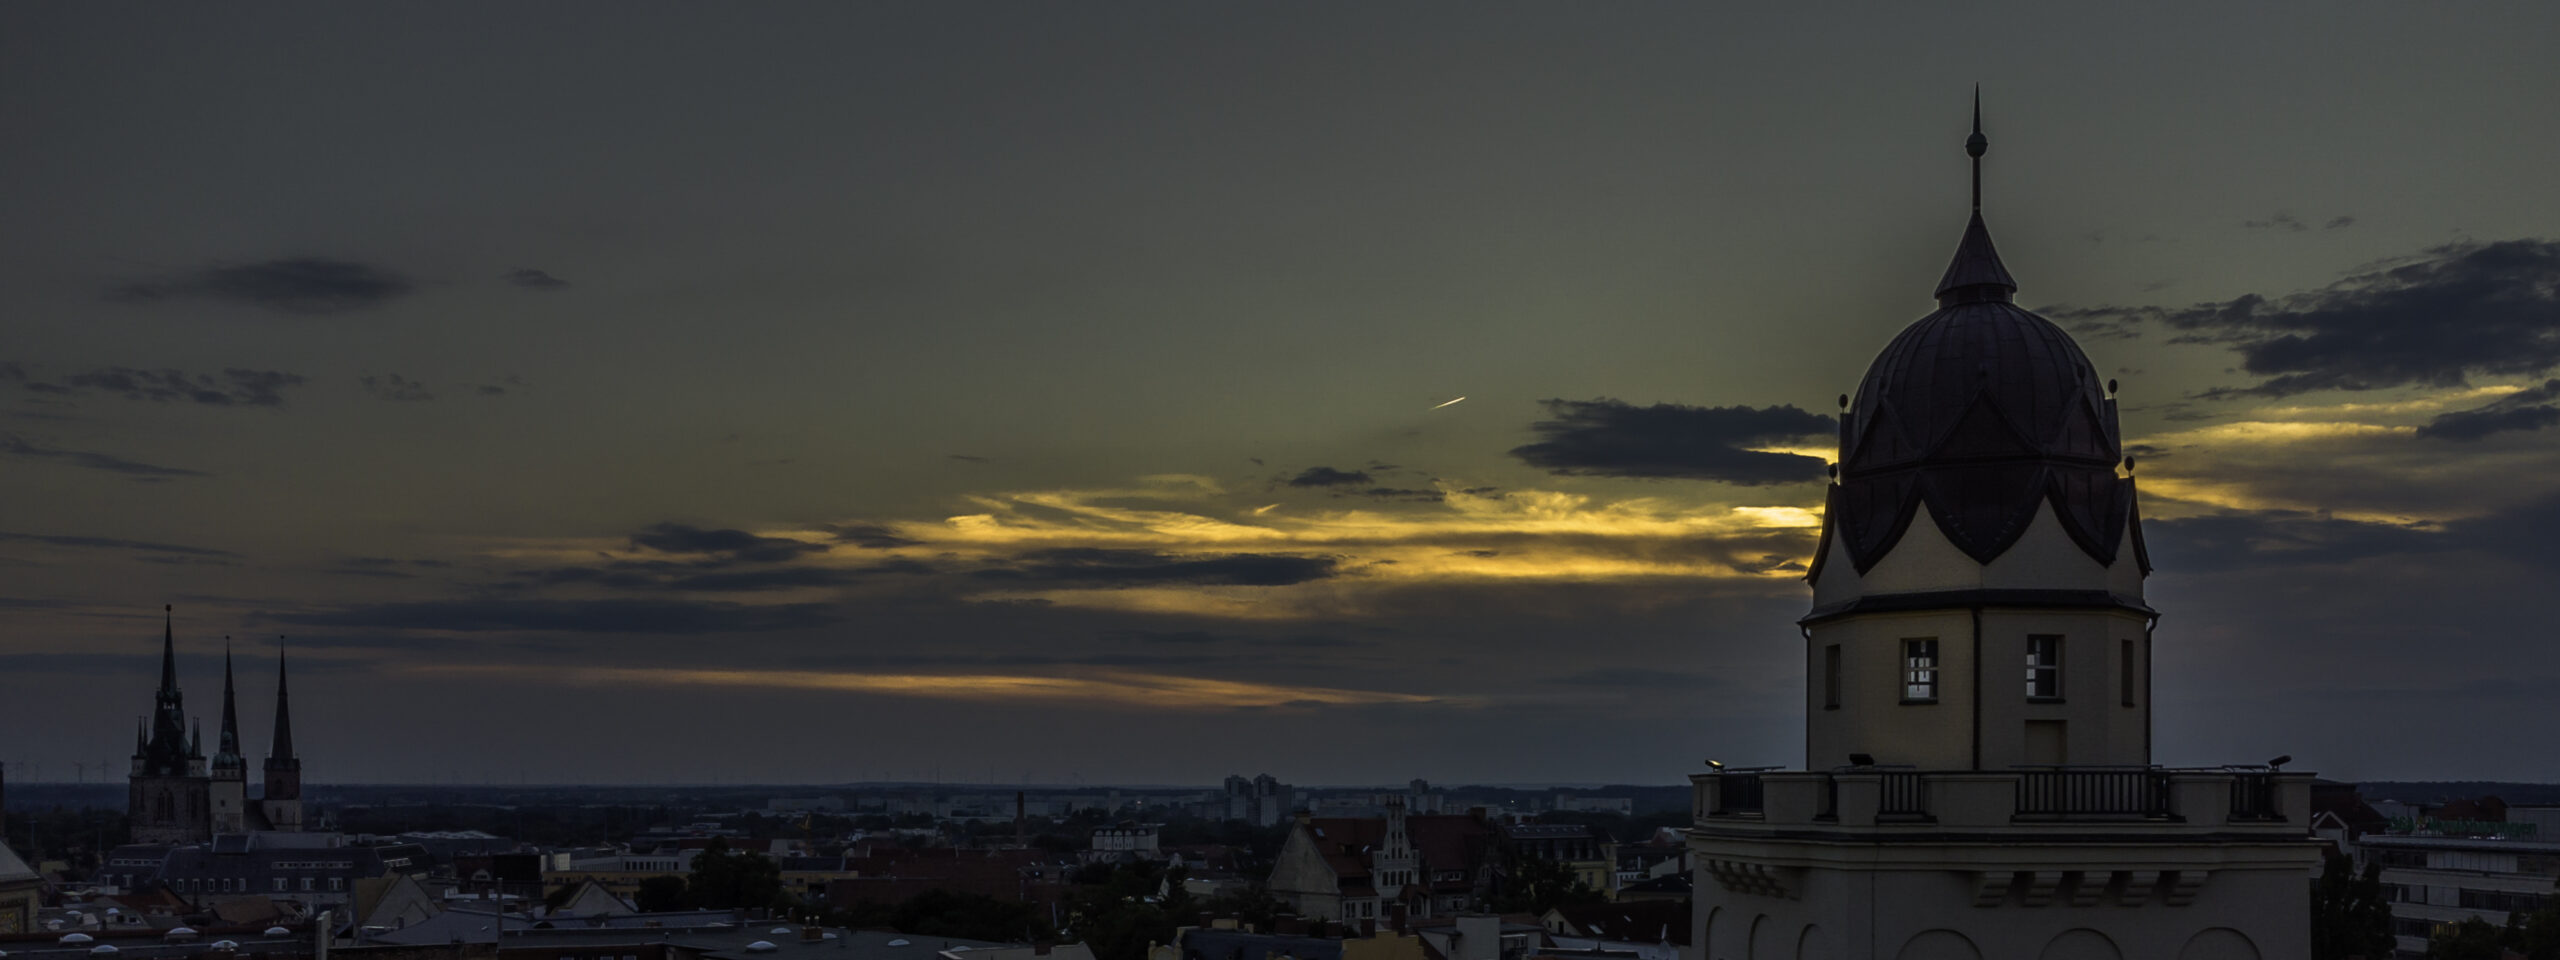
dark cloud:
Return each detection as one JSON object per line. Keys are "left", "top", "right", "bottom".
{"left": 1361, "top": 487, "right": 1442, "bottom": 502}
{"left": 629, "top": 523, "right": 828, "bottom": 563}
{"left": 1510, "top": 398, "right": 1835, "bottom": 485}
{"left": 360, "top": 373, "right": 435, "bottom": 403}
{"left": 111, "top": 258, "right": 412, "bottom": 314}
{"left": 265, "top": 598, "right": 839, "bottom": 633}
{"left": 477, "top": 375, "right": 528, "bottom": 396}
{"left": 662, "top": 566, "right": 866, "bottom": 592}
{"left": 827, "top": 523, "right": 921, "bottom": 549}
{"left": 0, "top": 652, "right": 367, "bottom": 676}
{"left": 2049, "top": 239, "right": 2560, "bottom": 398}
{"left": 1288, "top": 466, "right": 1372, "bottom": 488}
{"left": 2141, "top": 510, "right": 2437, "bottom": 573}
{"left": 2415, "top": 379, "right": 2560, "bottom": 441}
{"left": 948, "top": 454, "right": 990, "bottom": 463}
{"left": 1098, "top": 629, "right": 1223, "bottom": 645}
{"left": 329, "top": 557, "right": 451, "bottom": 579}
{"left": 0, "top": 433, "right": 210, "bottom": 478}
{"left": 975, "top": 548, "right": 1340, "bottom": 587}
{"left": 2242, "top": 212, "right": 2308, "bottom": 233}
{"left": 2325, "top": 216, "right": 2357, "bottom": 230}
{"left": 5, "top": 365, "right": 305, "bottom": 406}
{"left": 503, "top": 268, "right": 569, "bottom": 289}
{"left": 0, "top": 530, "right": 238, "bottom": 558}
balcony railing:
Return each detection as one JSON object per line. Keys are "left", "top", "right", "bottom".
{"left": 1695, "top": 767, "right": 2303, "bottom": 830}
{"left": 2229, "top": 771, "right": 2281, "bottom": 821}
{"left": 1879, "top": 771, "right": 1930, "bottom": 819}
{"left": 2013, "top": 769, "right": 2174, "bottom": 819}
{"left": 1713, "top": 772, "right": 1764, "bottom": 816}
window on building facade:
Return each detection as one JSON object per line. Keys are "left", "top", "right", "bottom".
{"left": 274, "top": 878, "right": 287, "bottom": 892}
{"left": 329, "top": 878, "right": 343, "bottom": 891}
{"left": 302, "top": 877, "right": 315, "bottom": 891}
{"left": 2120, "top": 639, "right": 2136, "bottom": 706}
{"left": 1902, "top": 638, "right": 1938, "bottom": 702}
{"left": 2027, "top": 635, "right": 2062, "bottom": 699}
{"left": 1824, "top": 644, "right": 1841, "bottom": 709}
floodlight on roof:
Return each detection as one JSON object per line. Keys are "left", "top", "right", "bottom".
{"left": 2267, "top": 755, "right": 2292, "bottom": 770}
{"left": 1848, "top": 754, "right": 1876, "bottom": 767}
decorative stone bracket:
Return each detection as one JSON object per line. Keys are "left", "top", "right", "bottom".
{"left": 1704, "top": 859, "right": 1794, "bottom": 899}
{"left": 1970, "top": 869, "right": 2205, "bottom": 907}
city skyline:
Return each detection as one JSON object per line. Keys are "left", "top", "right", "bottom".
{"left": 6, "top": 2, "right": 2560, "bottom": 785}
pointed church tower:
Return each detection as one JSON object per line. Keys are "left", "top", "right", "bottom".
{"left": 128, "top": 606, "right": 213, "bottom": 843}
{"left": 260, "top": 641, "right": 304, "bottom": 832}
{"left": 208, "top": 643, "right": 250, "bottom": 834}
{"left": 1687, "top": 96, "right": 2318, "bottom": 959}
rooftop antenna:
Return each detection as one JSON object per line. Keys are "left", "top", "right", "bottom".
{"left": 1967, "top": 85, "right": 1987, "bottom": 212}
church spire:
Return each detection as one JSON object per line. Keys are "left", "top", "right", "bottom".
{"left": 1935, "top": 88, "right": 2018, "bottom": 306}
{"left": 214, "top": 640, "right": 243, "bottom": 769}
{"left": 158, "top": 604, "right": 178, "bottom": 697}
{"left": 269, "top": 641, "right": 294, "bottom": 762}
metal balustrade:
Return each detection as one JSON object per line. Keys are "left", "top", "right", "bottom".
{"left": 1697, "top": 768, "right": 2286, "bottom": 825}
{"left": 2013, "top": 769, "right": 2174, "bottom": 818}
{"left": 1879, "top": 772, "right": 1931, "bottom": 818}
{"left": 1713, "top": 773, "right": 1765, "bottom": 816}
{"left": 2228, "top": 771, "right": 2281, "bottom": 820}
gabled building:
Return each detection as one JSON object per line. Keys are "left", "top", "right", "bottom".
{"left": 1269, "top": 804, "right": 1496, "bottom": 923}
{"left": 0, "top": 837, "right": 40, "bottom": 934}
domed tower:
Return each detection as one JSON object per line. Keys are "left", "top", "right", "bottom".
{"left": 1800, "top": 96, "right": 2150, "bottom": 772}
{"left": 1687, "top": 99, "right": 2317, "bottom": 960}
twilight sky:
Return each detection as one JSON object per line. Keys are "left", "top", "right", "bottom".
{"left": 5, "top": 2, "right": 2558, "bottom": 786}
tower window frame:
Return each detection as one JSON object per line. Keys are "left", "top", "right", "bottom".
{"left": 1901, "top": 638, "right": 1939, "bottom": 704}
{"left": 2120, "top": 639, "right": 2136, "bottom": 707}
{"left": 1823, "top": 644, "right": 1842, "bottom": 710}
{"left": 2027, "top": 634, "right": 2063, "bottom": 701}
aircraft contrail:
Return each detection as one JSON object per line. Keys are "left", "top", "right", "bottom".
{"left": 1430, "top": 396, "right": 1466, "bottom": 410}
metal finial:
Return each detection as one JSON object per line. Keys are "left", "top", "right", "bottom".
{"left": 1966, "top": 87, "right": 1986, "bottom": 210}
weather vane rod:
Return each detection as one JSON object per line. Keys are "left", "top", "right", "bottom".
{"left": 1967, "top": 85, "right": 1986, "bottom": 211}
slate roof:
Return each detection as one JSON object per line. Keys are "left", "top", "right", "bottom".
{"left": 1545, "top": 902, "right": 1689, "bottom": 946}
{"left": 0, "top": 840, "right": 39, "bottom": 883}
{"left": 1813, "top": 211, "right": 2143, "bottom": 579}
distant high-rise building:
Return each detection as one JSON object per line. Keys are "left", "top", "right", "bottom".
{"left": 1220, "top": 773, "right": 1294, "bottom": 826}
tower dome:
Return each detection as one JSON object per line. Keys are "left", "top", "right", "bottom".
{"left": 1811, "top": 110, "right": 2144, "bottom": 579}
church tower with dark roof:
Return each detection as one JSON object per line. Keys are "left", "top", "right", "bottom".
{"left": 1686, "top": 98, "right": 2317, "bottom": 960}
{"left": 260, "top": 644, "right": 305, "bottom": 832}
{"left": 128, "top": 606, "right": 212, "bottom": 844}
{"left": 207, "top": 643, "right": 250, "bottom": 834}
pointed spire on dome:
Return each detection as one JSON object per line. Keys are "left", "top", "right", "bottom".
{"left": 1936, "top": 88, "right": 2017, "bottom": 305}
